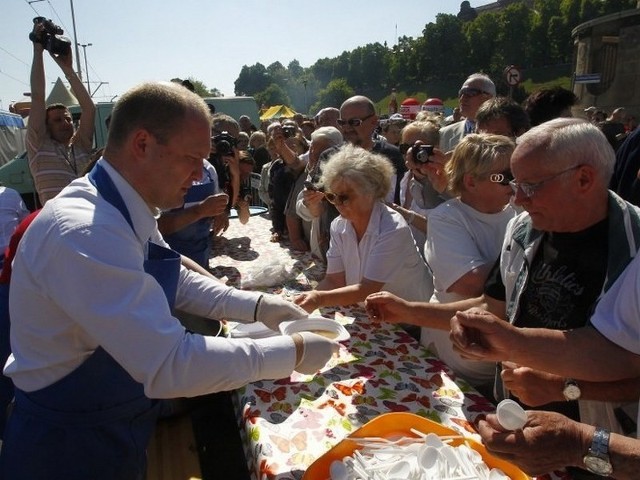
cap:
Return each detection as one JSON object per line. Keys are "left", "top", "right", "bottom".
{"left": 389, "top": 113, "right": 404, "bottom": 121}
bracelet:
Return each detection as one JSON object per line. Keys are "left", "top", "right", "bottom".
{"left": 253, "top": 294, "right": 263, "bottom": 323}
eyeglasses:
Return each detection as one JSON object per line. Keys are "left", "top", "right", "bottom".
{"left": 337, "top": 114, "right": 374, "bottom": 127}
{"left": 488, "top": 170, "right": 514, "bottom": 186}
{"left": 324, "top": 192, "right": 350, "bottom": 206}
{"left": 509, "top": 165, "right": 582, "bottom": 198}
{"left": 458, "top": 87, "right": 491, "bottom": 98}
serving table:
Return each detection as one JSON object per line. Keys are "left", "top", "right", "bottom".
{"left": 208, "top": 214, "right": 498, "bottom": 480}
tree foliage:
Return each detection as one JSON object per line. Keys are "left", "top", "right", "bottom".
{"left": 254, "top": 83, "right": 291, "bottom": 109}
{"left": 232, "top": 0, "right": 637, "bottom": 113}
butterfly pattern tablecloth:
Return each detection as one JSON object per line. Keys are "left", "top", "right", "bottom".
{"left": 210, "top": 216, "right": 498, "bottom": 480}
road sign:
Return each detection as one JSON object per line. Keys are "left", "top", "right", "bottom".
{"left": 505, "top": 65, "right": 522, "bottom": 86}
{"left": 574, "top": 73, "right": 601, "bottom": 84}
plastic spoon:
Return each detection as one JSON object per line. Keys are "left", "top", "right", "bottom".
{"left": 496, "top": 399, "right": 528, "bottom": 431}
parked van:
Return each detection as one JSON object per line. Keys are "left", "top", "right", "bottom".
{"left": 203, "top": 96, "right": 260, "bottom": 127}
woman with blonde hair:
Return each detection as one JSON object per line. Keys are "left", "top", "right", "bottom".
{"left": 422, "top": 133, "right": 516, "bottom": 389}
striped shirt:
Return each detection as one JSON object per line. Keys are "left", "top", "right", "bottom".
{"left": 27, "top": 132, "right": 91, "bottom": 205}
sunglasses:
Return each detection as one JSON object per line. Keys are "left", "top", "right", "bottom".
{"left": 337, "top": 114, "right": 374, "bottom": 127}
{"left": 488, "top": 170, "right": 514, "bottom": 186}
{"left": 458, "top": 87, "right": 491, "bottom": 98}
{"left": 324, "top": 192, "right": 350, "bottom": 206}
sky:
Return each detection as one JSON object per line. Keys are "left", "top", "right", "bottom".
{"left": 0, "top": 0, "right": 468, "bottom": 111}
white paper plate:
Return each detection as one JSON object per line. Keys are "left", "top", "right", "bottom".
{"left": 228, "top": 321, "right": 279, "bottom": 339}
{"left": 279, "top": 316, "right": 350, "bottom": 342}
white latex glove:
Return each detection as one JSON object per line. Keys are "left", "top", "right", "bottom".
{"left": 256, "top": 294, "right": 308, "bottom": 331}
{"left": 295, "top": 332, "right": 339, "bottom": 374}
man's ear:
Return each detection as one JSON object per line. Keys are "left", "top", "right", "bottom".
{"left": 131, "top": 129, "right": 152, "bottom": 159}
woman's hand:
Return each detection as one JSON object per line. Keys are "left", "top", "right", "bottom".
{"left": 293, "top": 291, "right": 322, "bottom": 313}
{"left": 364, "top": 291, "right": 410, "bottom": 323}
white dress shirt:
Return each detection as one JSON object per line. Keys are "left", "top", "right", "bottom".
{"left": 5, "top": 159, "right": 296, "bottom": 397}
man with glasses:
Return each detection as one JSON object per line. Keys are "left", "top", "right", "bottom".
{"left": 366, "top": 119, "right": 640, "bottom": 470}
{"left": 337, "top": 95, "right": 405, "bottom": 204}
{"left": 439, "top": 73, "right": 496, "bottom": 152}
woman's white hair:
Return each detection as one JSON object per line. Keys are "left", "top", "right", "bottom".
{"left": 320, "top": 144, "right": 393, "bottom": 200}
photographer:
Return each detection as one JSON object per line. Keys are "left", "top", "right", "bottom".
{"left": 27, "top": 18, "right": 95, "bottom": 205}
{"left": 208, "top": 113, "right": 249, "bottom": 235}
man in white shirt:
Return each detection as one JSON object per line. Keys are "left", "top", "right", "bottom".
{"left": 0, "top": 81, "right": 337, "bottom": 480}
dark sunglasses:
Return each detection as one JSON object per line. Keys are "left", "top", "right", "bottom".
{"left": 337, "top": 114, "right": 374, "bottom": 127}
{"left": 458, "top": 87, "right": 491, "bottom": 98}
{"left": 324, "top": 192, "right": 350, "bottom": 206}
{"left": 488, "top": 170, "right": 514, "bottom": 186}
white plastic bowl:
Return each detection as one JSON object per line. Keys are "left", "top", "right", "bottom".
{"left": 279, "top": 316, "right": 350, "bottom": 342}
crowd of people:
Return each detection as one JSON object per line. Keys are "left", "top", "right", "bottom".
{"left": 1, "top": 18, "right": 640, "bottom": 479}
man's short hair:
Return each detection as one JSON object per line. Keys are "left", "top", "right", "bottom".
{"left": 107, "top": 82, "right": 210, "bottom": 148}
{"left": 516, "top": 118, "right": 615, "bottom": 182}
{"left": 522, "top": 87, "right": 577, "bottom": 127}
{"left": 310, "top": 126, "right": 343, "bottom": 147}
{"left": 211, "top": 113, "right": 239, "bottom": 136}
{"left": 476, "top": 97, "right": 530, "bottom": 136}
{"left": 465, "top": 73, "right": 496, "bottom": 97}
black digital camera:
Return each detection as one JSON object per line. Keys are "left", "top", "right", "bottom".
{"left": 412, "top": 144, "right": 434, "bottom": 164}
{"left": 282, "top": 125, "right": 297, "bottom": 138}
{"left": 29, "top": 17, "right": 71, "bottom": 56}
{"left": 212, "top": 131, "right": 237, "bottom": 156}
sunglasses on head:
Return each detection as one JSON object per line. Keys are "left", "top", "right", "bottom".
{"left": 337, "top": 114, "right": 374, "bottom": 127}
{"left": 324, "top": 192, "right": 350, "bottom": 206}
{"left": 488, "top": 170, "right": 514, "bottom": 186}
{"left": 458, "top": 87, "right": 491, "bottom": 98}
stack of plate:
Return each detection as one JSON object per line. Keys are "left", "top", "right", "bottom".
{"left": 228, "top": 322, "right": 279, "bottom": 339}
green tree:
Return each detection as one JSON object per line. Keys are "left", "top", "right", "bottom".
{"left": 463, "top": 12, "right": 498, "bottom": 73}
{"left": 418, "top": 14, "right": 468, "bottom": 81}
{"left": 234, "top": 63, "right": 270, "bottom": 96}
{"left": 170, "top": 77, "right": 223, "bottom": 97}
{"left": 287, "top": 60, "right": 304, "bottom": 79}
{"left": 310, "top": 78, "right": 354, "bottom": 114}
{"left": 255, "top": 83, "right": 291, "bottom": 108}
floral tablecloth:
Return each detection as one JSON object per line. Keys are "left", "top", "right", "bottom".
{"left": 209, "top": 215, "right": 498, "bottom": 480}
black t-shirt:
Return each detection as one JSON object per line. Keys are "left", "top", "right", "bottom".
{"left": 514, "top": 218, "right": 608, "bottom": 331}
{"left": 485, "top": 218, "right": 609, "bottom": 421}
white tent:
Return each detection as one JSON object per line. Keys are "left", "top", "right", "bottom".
{"left": 46, "top": 77, "right": 78, "bottom": 106}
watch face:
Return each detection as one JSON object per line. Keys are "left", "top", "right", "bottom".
{"left": 563, "top": 384, "right": 581, "bottom": 401}
{"left": 584, "top": 455, "right": 613, "bottom": 476}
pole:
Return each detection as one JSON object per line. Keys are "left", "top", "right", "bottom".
{"left": 78, "top": 43, "right": 92, "bottom": 96}
{"left": 69, "top": 0, "right": 83, "bottom": 80}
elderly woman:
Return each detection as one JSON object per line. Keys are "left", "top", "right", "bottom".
{"left": 421, "top": 133, "right": 516, "bottom": 388}
{"left": 294, "top": 144, "right": 432, "bottom": 313}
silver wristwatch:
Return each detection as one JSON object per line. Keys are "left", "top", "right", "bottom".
{"left": 563, "top": 378, "right": 581, "bottom": 401}
{"left": 583, "top": 427, "right": 613, "bottom": 476}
